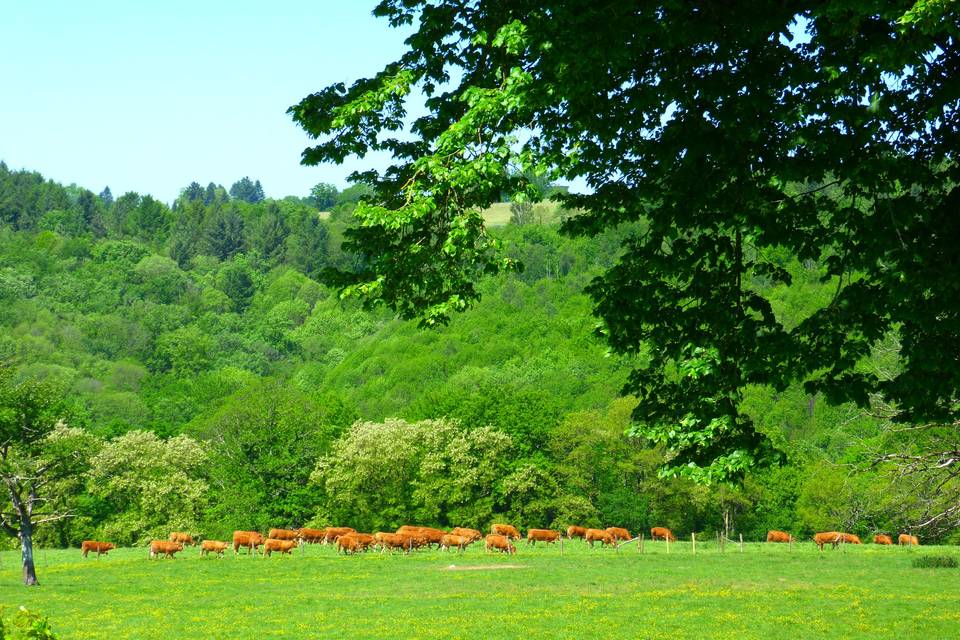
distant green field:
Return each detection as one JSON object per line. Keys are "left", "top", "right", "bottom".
{"left": 1, "top": 541, "right": 958, "bottom": 639}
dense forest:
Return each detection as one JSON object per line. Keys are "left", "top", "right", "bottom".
{"left": 0, "top": 161, "right": 954, "bottom": 550}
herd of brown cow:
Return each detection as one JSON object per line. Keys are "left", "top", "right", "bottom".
{"left": 767, "top": 529, "right": 920, "bottom": 550}
{"left": 78, "top": 525, "right": 921, "bottom": 560}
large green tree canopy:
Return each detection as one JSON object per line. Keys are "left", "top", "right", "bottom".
{"left": 290, "top": 2, "right": 958, "bottom": 481}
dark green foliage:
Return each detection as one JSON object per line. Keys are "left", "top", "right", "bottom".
{"left": 291, "top": 1, "right": 959, "bottom": 483}
{"left": 189, "top": 382, "right": 347, "bottom": 534}
{"left": 229, "top": 177, "right": 265, "bottom": 204}
{"left": 307, "top": 182, "right": 338, "bottom": 210}
{"left": 912, "top": 556, "right": 958, "bottom": 569}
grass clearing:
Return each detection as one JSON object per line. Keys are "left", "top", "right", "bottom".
{"left": 0, "top": 541, "right": 958, "bottom": 639}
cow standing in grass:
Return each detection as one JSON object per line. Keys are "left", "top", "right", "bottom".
{"left": 585, "top": 528, "right": 617, "bottom": 548}
{"left": 650, "top": 527, "right": 676, "bottom": 542}
{"left": 485, "top": 534, "right": 516, "bottom": 555}
{"left": 606, "top": 527, "right": 631, "bottom": 542}
{"left": 200, "top": 541, "right": 229, "bottom": 557}
{"left": 873, "top": 534, "right": 893, "bottom": 545}
{"left": 451, "top": 527, "right": 482, "bottom": 542}
{"left": 150, "top": 541, "right": 183, "bottom": 559}
{"left": 169, "top": 532, "right": 196, "bottom": 546}
{"left": 766, "top": 530, "right": 793, "bottom": 543}
{"left": 567, "top": 526, "right": 587, "bottom": 540}
{"left": 491, "top": 524, "right": 521, "bottom": 540}
{"left": 233, "top": 531, "right": 265, "bottom": 555}
{"left": 81, "top": 541, "right": 115, "bottom": 558}
{"left": 526, "top": 529, "right": 561, "bottom": 546}
{"left": 898, "top": 534, "right": 920, "bottom": 546}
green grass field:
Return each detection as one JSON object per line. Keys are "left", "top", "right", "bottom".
{"left": 1, "top": 541, "right": 958, "bottom": 639}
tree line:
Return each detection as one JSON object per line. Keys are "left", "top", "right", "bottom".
{"left": 1, "top": 161, "right": 956, "bottom": 585}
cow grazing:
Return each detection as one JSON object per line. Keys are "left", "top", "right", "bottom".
{"left": 263, "top": 539, "right": 297, "bottom": 557}
{"left": 566, "top": 525, "right": 587, "bottom": 540}
{"left": 297, "top": 528, "right": 326, "bottom": 545}
{"left": 441, "top": 534, "right": 470, "bottom": 552}
{"left": 766, "top": 530, "right": 793, "bottom": 543}
{"left": 898, "top": 534, "right": 920, "bottom": 546}
{"left": 606, "top": 527, "right": 631, "bottom": 542}
{"left": 814, "top": 532, "right": 841, "bottom": 550}
{"left": 323, "top": 527, "right": 356, "bottom": 544}
{"left": 451, "top": 527, "right": 483, "bottom": 542}
{"left": 168, "top": 532, "right": 196, "bottom": 546}
{"left": 268, "top": 528, "right": 300, "bottom": 542}
{"left": 839, "top": 532, "right": 862, "bottom": 545}
{"left": 81, "top": 540, "right": 115, "bottom": 558}
{"left": 491, "top": 524, "right": 521, "bottom": 540}
{"left": 233, "top": 530, "right": 265, "bottom": 555}
{"left": 527, "top": 529, "right": 562, "bottom": 546}
{"left": 200, "top": 540, "right": 229, "bottom": 557}
{"left": 485, "top": 534, "right": 517, "bottom": 555}
{"left": 873, "top": 534, "right": 893, "bottom": 545}
{"left": 150, "top": 540, "right": 183, "bottom": 559}
{"left": 650, "top": 527, "right": 676, "bottom": 542}
{"left": 374, "top": 532, "right": 413, "bottom": 553}
{"left": 585, "top": 528, "right": 617, "bottom": 548}
{"left": 814, "top": 531, "right": 860, "bottom": 550}
{"left": 336, "top": 535, "right": 363, "bottom": 555}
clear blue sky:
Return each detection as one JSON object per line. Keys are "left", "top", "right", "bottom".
{"left": 0, "top": 1, "right": 411, "bottom": 202}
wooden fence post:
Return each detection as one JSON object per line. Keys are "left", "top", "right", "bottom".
{"left": 560, "top": 535, "right": 564, "bottom": 556}
{"left": 639, "top": 533, "right": 644, "bottom": 554}
{"left": 692, "top": 532, "right": 696, "bottom": 555}
{"left": 739, "top": 533, "right": 744, "bottom": 553}
{"left": 667, "top": 534, "right": 671, "bottom": 554}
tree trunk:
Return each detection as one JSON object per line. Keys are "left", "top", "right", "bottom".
{"left": 20, "top": 517, "right": 39, "bottom": 586}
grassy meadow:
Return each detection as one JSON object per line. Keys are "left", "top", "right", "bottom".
{"left": 1, "top": 540, "right": 958, "bottom": 639}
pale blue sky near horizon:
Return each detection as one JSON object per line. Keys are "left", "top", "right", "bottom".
{"left": 0, "top": 2, "right": 412, "bottom": 203}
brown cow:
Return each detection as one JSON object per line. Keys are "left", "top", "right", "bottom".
{"left": 814, "top": 532, "right": 841, "bottom": 550}
{"left": 766, "top": 530, "right": 793, "bottom": 543}
{"left": 297, "top": 528, "right": 326, "bottom": 544}
{"left": 485, "top": 534, "right": 516, "bottom": 555}
{"left": 374, "top": 532, "right": 413, "bottom": 553}
{"left": 451, "top": 527, "right": 483, "bottom": 542}
{"left": 650, "top": 527, "right": 676, "bottom": 542}
{"left": 873, "top": 534, "right": 893, "bottom": 545}
{"left": 898, "top": 533, "right": 920, "bottom": 546}
{"left": 396, "top": 526, "right": 446, "bottom": 547}
{"left": 606, "top": 527, "right": 631, "bottom": 542}
{"left": 440, "top": 534, "right": 470, "bottom": 552}
{"left": 233, "top": 530, "right": 265, "bottom": 555}
{"left": 336, "top": 535, "right": 363, "bottom": 555}
{"left": 567, "top": 525, "right": 587, "bottom": 540}
{"left": 150, "top": 540, "right": 183, "bottom": 559}
{"left": 268, "top": 528, "right": 299, "bottom": 542}
{"left": 344, "top": 533, "right": 376, "bottom": 551}
{"left": 263, "top": 538, "right": 297, "bottom": 556}
{"left": 814, "top": 531, "right": 861, "bottom": 550}
{"left": 527, "top": 529, "right": 562, "bottom": 546}
{"left": 839, "top": 532, "right": 862, "bottom": 545}
{"left": 585, "top": 528, "right": 617, "bottom": 548}
{"left": 323, "top": 527, "right": 356, "bottom": 544}
{"left": 200, "top": 540, "right": 229, "bottom": 557}
{"left": 491, "top": 524, "right": 521, "bottom": 540}
{"left": 168, "top": 532, "right": 196, "bottom": 546}
{"left": 81, "top": 540, "right": 115, "bottom": 558}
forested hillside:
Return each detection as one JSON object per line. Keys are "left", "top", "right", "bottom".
{"left": 0, "top": 162, "right": 952, "bottom": 548}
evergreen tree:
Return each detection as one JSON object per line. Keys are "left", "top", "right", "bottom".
{"left": 202, "top": 208, "right": 246, "bottom": 260}
{"left": 98, "top": 186, "right": 114, "bottom": 207}
{"left": 229, "top": 177, "right": 265, "bottom": 204}
{"left": 250, "top": 203, "right": 288, "bottom": 264}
